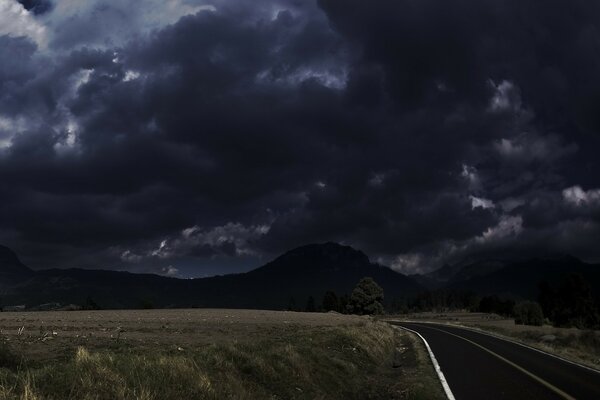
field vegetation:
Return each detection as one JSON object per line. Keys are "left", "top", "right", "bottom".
{"left": 0, "top": 309, "right": 444, "bottom": 400}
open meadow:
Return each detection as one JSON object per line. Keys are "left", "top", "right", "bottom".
{"left": 0, "top": 309, "right": 444, "bottom": 400}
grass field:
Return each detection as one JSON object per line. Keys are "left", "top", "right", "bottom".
{"left": 390, "top": 312, "right": 600, "bottom": 370}
{"left": 0, "top": 309, "right": 445, "bottom": 399}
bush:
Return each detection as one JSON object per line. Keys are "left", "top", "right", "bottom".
{"left": 514, "top": 301, "right": 544, "bottom": 326}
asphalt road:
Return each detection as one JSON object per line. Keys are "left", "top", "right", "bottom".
{"left": 393, "top": 322, "right": 600, "bottom": 400}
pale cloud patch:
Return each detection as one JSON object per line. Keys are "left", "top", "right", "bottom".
{"left": 151, "top": 239, "right": 171, "bottom": 258}
{"left": 478, "top": 215, "right": 523, "bottom": 243}
{"left": 499, "top": 197, "right": 526, "bottom": 212}
{"left": 255, "top": 66, "right": 348, "bottom": 90}
{"left": 496, "top": 138, "right": 523, "bottom": 157}
{"left": 120, "top": 249, "right": 143, "bottom": 263}
{"left": 72, "top": 69, "right": 94, "bottom": 91}
{"left": 470, "top": 195, "right": 494, "bottom": 210}
{"left": 160, "top": 265, "right": 179, "bottom": 277}
{"left": 368, "top": 172, "right": 386, "bottom": 187}
{"left": 123, "top": 70, "right": 141, "bottom": 82}
{"left": 390, "top": 253, "right": 424, "bottom": 274}
{"left": 488, "top": 80, "right": 521, "bottom": 113}
{"left": 42, "top": 0, "right": 216, "bottom": 49}
{"left": 285, "top": 67, "right": 348, "bottom": 90}
{"left": 53, "top": 118, "right": 80, "bottom": 154}
{"left": 0, "top": 0, "right": 46, "bottom": 47}
{"left": 461, "top": 164, "right": 481, "bottom": 190}
{"left": 0, "top": 115, "right": 29, "bottom": 149}
{"left": 149, "top": 222, "right": 271, "bottom": 260}
{"left": 178, "top": 222, "right": 270, "bottom": 256}
{"left": 495, "top": 134, "right": 577, "bottom": 162}
{"left": 562, "top": 186, "right": 600, "bottom": 206}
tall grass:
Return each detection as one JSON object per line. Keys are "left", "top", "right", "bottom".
{"left": 473, "top": 324, "right": 600, "bottom": 369}
{"left": 0, "top": 320, "right": 441, "bottom": 400}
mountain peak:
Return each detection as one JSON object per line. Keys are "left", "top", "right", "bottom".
{"left": 0, "top": 245, "right": 25, "bottom": 266}
{"left": 284, "top": 242, "right": 370, "bottom": 261}
{"left": 0, "top": 245, "right": 34, "bottom": 283}
{"left": 251, "top": 242, "right": 372, "bottom": 275}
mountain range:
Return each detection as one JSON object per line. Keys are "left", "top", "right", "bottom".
{"left": 0, "top": 243, "right": 598, "bottom": 310}
{"left": 0, "top": 243, "right": 422, "bottom": 309}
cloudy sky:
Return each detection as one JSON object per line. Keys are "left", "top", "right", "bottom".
{"left": 1, "top": 0, "right": 600, "bottom": 277}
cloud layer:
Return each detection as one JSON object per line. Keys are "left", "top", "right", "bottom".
{"left": 1, "top": 0, "right": 599, "bottom": 276}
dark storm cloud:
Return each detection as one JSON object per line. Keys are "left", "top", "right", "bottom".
{"left": 0, "top": 0, "right": 599, "bottom": 275}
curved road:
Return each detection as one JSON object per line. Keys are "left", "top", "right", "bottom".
{"left": 392, "top": 322, "right": 600, "bottom": 400}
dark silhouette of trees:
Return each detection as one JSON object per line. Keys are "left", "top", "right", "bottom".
{"left": 411, "top": 290, "right": 480, "bottom": 312}
{"left": 539, "top": 274, "right": 599, "bottom": 329}
{"left": 347, "top": 277, "right": 384, "bottom": 315}
{"left": 305, "top": 296, "right": 316, "bottom": 312}
{"left": 287, "top": 297, "right": 297, "bottom": 311}
{"left": 322, "top": 291, "right": 339, "bottom": 312}
{"left": 83, "top": 296, "right": 100, "bottom": 310}
{"left": 478, "top": 296, "right": 515, "bottom": 317}
{"left": 339, "top": 294, "right": 349, "bottom": 314}
{"left": 514, "top": 301, "right": 544, "bottom": 326}
{"left": 388, "top": 298, "right": 410, "bottom": 314}
{"left": 140, "top": 299, "right": 154, "bottom": 309}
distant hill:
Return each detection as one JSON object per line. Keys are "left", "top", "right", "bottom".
{"left": 412, "top": 259, "right": 510, "bottom": 290}
{"left": 447, "top": 255, "right": 600, "bottom": 299}
{"left": 229, "top": 242, "right": 424, "bottom": 308}
{"left": 0, "top": 245, "right": 34, "bottom": 287}
{"left": 0, "top": 242, "right": 424, "bottom": 310}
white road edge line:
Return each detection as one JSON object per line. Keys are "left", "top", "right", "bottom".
{"left": 393, "top": 325, "right": 456, "bottom": 400}
{"left": 397, "top": 320, "right": 600, "bottom": 375}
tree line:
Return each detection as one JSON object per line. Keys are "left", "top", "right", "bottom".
{"left": 288, "top": 277, "right": 385, "bottom": 315}
{"left": 383, "top": 272, "right": 600, "bottom": 329}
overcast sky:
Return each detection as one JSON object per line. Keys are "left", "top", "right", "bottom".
{"left": 1, "top": 0, "right": 600, "bottom": 277}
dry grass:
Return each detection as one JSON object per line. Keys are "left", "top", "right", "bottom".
{"left": 392, "top": 312, "right": 600, "bottom": 370}
{"left": 465, "top": 324, "right": 600, "bottom": 370}
{"left": 0, "top": 310, "right": 446, "bottom": 400}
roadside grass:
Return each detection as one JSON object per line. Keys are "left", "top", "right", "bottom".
{"left": 388, "top": 312, "right": 600, "bottom": 371}
{"left": 0, "top": 319, "right": 445, "bottom": 400}
{"left": 392, "top": 328, "right": 448, "bottom": 400}
{"left": 467, "top": 323, "right": 600, "bottom": 370}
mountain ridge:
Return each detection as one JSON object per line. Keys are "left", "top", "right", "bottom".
{"left": 2, "top": 243, "right": 599, "bottom": 309}
{"left": 0, "top": 242, "right": 423, "bottom": 309}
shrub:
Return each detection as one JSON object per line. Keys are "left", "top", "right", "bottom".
{"left": 514, "top": 301, "right": 544, "bottom": 326}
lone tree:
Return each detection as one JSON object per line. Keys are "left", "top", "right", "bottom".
{"left": 348, "top": 277, "right": 384, "bottom": 315}
{"left": 322, "top": 290, "right": 340, "bottom": 312}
